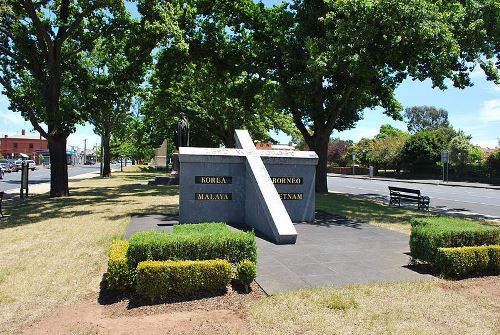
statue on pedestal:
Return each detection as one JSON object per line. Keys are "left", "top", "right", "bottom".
{"left": 172, "top": 113, "right": 189, "bottom": 176}
{"left": 175, "top": 112, "right": 189, "bottom": 150}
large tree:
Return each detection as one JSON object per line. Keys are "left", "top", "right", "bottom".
{"left": 256, "top": 0, "right": 500, "bottom": 192}
{"left": 83, "top": 17, "right": 152, "bottom": 177}
{"left": 141, "top": 0, "right": 295, "bottom": 148}
{"left": 404, "top": 106, "right": 451, "bottom": 133}
{"left": 0, "top": 0, "right": 126, "bottom": 196}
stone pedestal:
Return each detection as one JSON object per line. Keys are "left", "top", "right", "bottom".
{"left": 171, "top": 152, "right": 180, "bottom": 175}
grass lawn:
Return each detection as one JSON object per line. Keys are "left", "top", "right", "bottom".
{"left": 0, "top": 170, "right": 498, "bottom": 334}
{"left": 0, "top": 168, "right": 178, "bottom": 334}
{"left": 316, "top": 192, "right": 431, "bottom": 234}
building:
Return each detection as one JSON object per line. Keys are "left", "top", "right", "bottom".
{"left": 0, "top": 129, "right": 48, "bottom": 160}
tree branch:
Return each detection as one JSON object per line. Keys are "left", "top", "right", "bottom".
{"left": 23, "top": 0, "right": 53, "bottom": 53}
{"left": 0, "top": 76, "right": 49, "bottom": 139}
{"left": 58, "top": 1, "right": 104, "bottom": 47}
{"left": 0, "top": 46, "right": 30, "bottom": 68}
{"left": 325, "top": 84, "right": 353, "bottom": 133}
{"left": 0, "top": 26, "right": 14, "bottom": 40}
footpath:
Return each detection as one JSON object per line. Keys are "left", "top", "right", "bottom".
{"left": 2, "top": 170, "right": 103, "bottom": 201}
{"left": 328, "top": 173, "right": 500, "bottom": 190}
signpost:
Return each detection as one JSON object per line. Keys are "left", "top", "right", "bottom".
{"left": 20, "top": 161, "right": 29, "bottom": 199}
{"left": 441, "top": 151, "right": 449, "bottom": 182}
{"left": 352, "top": 151, "right": 356, "bottom": 175}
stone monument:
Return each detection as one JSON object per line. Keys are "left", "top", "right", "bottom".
{"left": 178, "top": 129, "right": 318, "bottom": 244}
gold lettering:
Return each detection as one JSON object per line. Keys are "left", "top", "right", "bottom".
{"left": 272, "top": 177, "right": 303, "bottom": 184}
{"left": 279, "top": 193, "right": 303, "bottom": 200}
{"left": 195, "top": 193, "right": 231, "bottom": 200}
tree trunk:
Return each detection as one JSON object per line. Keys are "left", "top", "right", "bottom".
{"left": 102, "top": 133, "right": 111, "bottom": 177}
{"left": 306, "top": 135, "right": 329, "bottom": 193}
{"left": 48, "top": 134, "right": 69, "bottom": 197}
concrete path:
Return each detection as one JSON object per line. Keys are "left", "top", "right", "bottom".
{"left": 125, "top": 212, "right": 431, "bottom": 295}
{"left": 255, "top": 211, "right": 431, "bottom": 294}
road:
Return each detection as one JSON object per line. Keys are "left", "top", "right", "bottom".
{"left": 0, "top": 165, "right": 102, "bottom": 192}
{"left": 328, "top": 175, "right": 500, "bottom": 219}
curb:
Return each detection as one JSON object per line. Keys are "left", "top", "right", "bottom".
{"left": 327, "top": 174, "right": 500, "bottom": 190}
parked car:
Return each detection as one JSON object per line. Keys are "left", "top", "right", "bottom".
{"left": 26, "top": 160, "right": 36, "bottom": 171}
{"left": 0, "top": 162, "right": 11, "bottom": 173}
{"left": 6, "top": 160, "right": 18, "bottom": 172}
{"left": 13, "top": 160, "right": 23, "bottom": 172}
{"left": 13, "top": 160, "right": 36, "bottom": 171}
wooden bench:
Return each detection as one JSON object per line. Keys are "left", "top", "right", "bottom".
{"left": 388, "top": 186, "right": 430, "bottom": 211}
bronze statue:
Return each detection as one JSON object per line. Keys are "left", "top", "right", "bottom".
{"left": 175, "top": 112, "right": 189, "bottom": 149}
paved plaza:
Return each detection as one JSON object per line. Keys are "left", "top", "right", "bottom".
{"left": 127, "top": 211, "right": 432, "bottom": 294}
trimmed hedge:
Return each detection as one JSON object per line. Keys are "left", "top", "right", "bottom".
{"left": 236, "top": 260, "right": 256, "bottom": 292}
{"left": 410, "top": 217, "right": 500, "bottom": 263}
{"left": 107, "top": 240, "right": 133, "bottom": 290}
{"left": 435, "top": 245, "right": 500, "bottom": 276}
{"left": 127, "top": 229, "right": 257, "bottom": 267}
{"left": 136, "top": 259, "right": 232, "bottom": 299}
{"left": 173, "top": 222, "right": 229, "bottom": 234}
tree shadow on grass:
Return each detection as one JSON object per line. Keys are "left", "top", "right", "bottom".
{"left": 316, "top": 193, "right": 429, "bottom": 227}
{"left": 0, "top": 183, "right": 179, "bottom": 230}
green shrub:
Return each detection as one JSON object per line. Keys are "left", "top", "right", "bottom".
{"left": 107, "top": 240, "right": 133, "bottom": 290}
{"left": 236, "top": 260, "right": 257, "bottom": 292}
{"left": 127, "top": 229, "right": 257, "bottom": 267}
{"left": 135, "top": 259, "right": 232, "bottom": 299}
{"left": 173, "top": 222, "right": 229, "bottom": 234}
{"left": 487, "top": 245, "right": 500, "bottom": 270}
{"left": 410, "top": 217, "right": 500, "bottom": 263}
{"left": 435, "top": 245, "right": 500, "bottom": 276}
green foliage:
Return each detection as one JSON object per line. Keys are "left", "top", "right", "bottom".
{"left": 236, "top": 260, "right": 257, "bottom": 290}
{"left": 410, "top": 217, "right": 500, "bottom": 264}
{"left": 404, "top": 106, "right": 450, "bottom": 133}
{"left": 255, "top": 0, "right": 499, "bottom": 192}
{"left": 370, "top": 135, "right": 407, "bottom": 172}
{"left": 140, "top": 0, "right": 293, "bottom": 148}
{"left": 111, "top": 116, "right": 155, "bottom": 162}
{"left": 435, "top": 245, "right": 500, "bottom": 277}
{"left": 82, "top": 16, "right": 153, "bottom": 176}
{"left": 135, "top": 259, "right": 232, "bottom": 299}
{"left": 487, "top": 149, "right": 500, "bottom": 176}
{"left": 0, "top": 1, "right": 128, "bottom": 196}
{"left": 375, "top": 124, "right": 409, "bottom": 140}
{"left": 127, "top": 228, "right": 257, "bottom": 267}
{"left": 107, "top": 240, "right": 133, "bottom": 290}
{"left": 401, "top": 129, "right": 454, "bottom": 173}
{"left": 173, "top": 222, "right": 229, "bottom": 234}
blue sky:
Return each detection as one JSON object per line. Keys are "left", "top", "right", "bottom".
{"left": 1, "top": 0, "right": 498, "bottom": 149}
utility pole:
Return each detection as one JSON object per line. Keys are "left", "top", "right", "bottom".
{"left": 83, "top": 139, "right": 87, "bottom": 165}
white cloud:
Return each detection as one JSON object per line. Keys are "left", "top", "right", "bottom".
{"left": 338, "top": 127, "right": 379, "bottom": 142}
{"left": 480, "top": 99, "right": 500, "bottom": 122}
{"left": 0, "top": 109, "right": 28, "bottom": 125}
{"left": 472, "top": 139, "right": 498, "bottom": 149}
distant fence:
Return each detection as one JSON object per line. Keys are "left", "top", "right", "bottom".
{"left": 328, "top": 166, "right": 369, "bottom": 175}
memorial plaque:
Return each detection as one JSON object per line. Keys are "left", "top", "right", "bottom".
{"left": 179, "top": 129, "right": 318, "bottom": 244}
{"left": 195, "top": 176, "right": 232, "bottom": 184}
{"left": 271, "top": 177, "right": 303, "bottom": 185}
{"left": 195, "top": 193, "right": 232, "bottom": 200}
{"left": 279, "top": 193, "right": 304, "bottom": 200}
